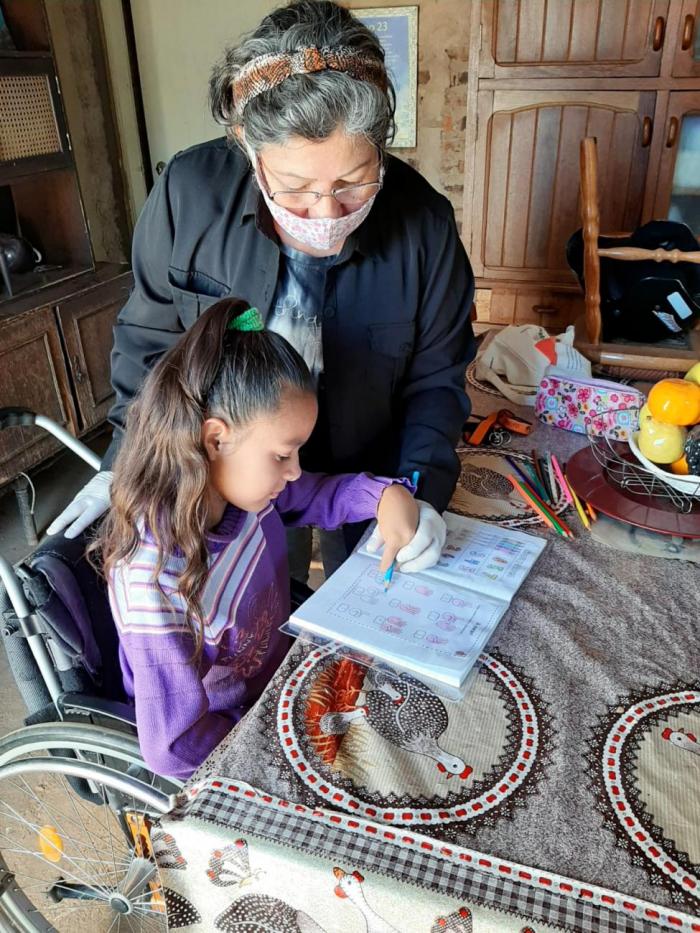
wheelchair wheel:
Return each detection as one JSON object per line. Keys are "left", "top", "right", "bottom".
{"left": 0, "top": 722, "right": 182, "bottom": 932}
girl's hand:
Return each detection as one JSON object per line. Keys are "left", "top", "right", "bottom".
{"left": 375, "top": 485, "right": 419, "bottom": 572}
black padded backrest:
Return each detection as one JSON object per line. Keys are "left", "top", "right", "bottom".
{"left": 19, "top": 531, "right": 127, "bottom": 703}
{"left": 567, "top": 220, "right": 700, "bottom": 303}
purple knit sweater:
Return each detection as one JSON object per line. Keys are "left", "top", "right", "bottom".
{"left": 109, "top": 471, "right": 405, "bottom": 779}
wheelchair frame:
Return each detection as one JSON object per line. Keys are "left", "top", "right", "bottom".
{"left": 0, "top": 408, "right": 182, "bottom": 932}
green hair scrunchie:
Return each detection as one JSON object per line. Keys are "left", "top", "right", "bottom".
{"left": 227, "top": 307, "right": 264, "bottom": 332}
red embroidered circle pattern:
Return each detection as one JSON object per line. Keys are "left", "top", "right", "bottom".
{"left": 602, "top": 689, "right": 699, "bottom": 901}
{"left": 276, "top": 648, "right": 539, "bottom": 825}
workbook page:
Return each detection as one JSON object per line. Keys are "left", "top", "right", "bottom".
{"left": 359, "top": 512, "right": 546, "bottom": 604}
{"left": 289, "top": 552, "right": 506, "bottom": 687}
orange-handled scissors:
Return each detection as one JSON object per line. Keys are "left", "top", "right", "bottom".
{"left": 462, "top": 408, "right": 533, "bottom": 446}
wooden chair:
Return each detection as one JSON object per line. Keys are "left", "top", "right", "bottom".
{"left": 574, "top": 136, "right": 700, "bottom": 375}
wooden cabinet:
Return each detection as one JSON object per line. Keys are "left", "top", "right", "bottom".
{"left": 469, "top": 89, "right": 655, "bottom": 283}
{"left": 56, "top": 275, "right": 129, "bottom": 432}
{"left": 0, "top": 306, "right": 77, "bottom": 482}
{"left": 478, "top": 0, "right": 669, "bottom": 78}
{"left": 649, "top": 91, "right": 700, "bottom": 230}
{"left": 464, "top": 0, "right": 700, "bottom": 332}
{"left": 670, "top": 0, "right": 700, "bottom": 75}
{"left": 0, "top": 266, "right": 132, "bottom": 486}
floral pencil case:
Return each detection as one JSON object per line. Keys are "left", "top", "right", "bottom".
{"left": 535, "top": 369, "right": 644, "bottom": 439}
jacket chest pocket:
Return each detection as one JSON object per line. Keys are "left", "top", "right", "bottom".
{"left": 169, "top": 277, "right": 227, "bottom": 329}
{"left": 367, "top": 321, "right": 415, "bottom": 386}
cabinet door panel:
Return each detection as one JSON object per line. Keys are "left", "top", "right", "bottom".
{"left": 671, "top": 0, "right": 700, "bottom": 76}
{"left": 56, "top": 273, "right": 133, "bottom": 432}
{"left": 0, "top": 307, "right": 76, "bottom": 485}
{"left": 470, "top": 90, "right": 656, "bottom": 283}
{"left": 652, "top": 91, "right": 700, "bottom": 234}
{"left": 481, "top": 0, "right": 668, "bottom": 77}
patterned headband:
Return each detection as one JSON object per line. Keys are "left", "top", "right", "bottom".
{"left": 232, "top": 46, "right": 388, "bottom": 115}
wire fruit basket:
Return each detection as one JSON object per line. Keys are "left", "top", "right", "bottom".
{"left": 586, "top": 407, "right": 700, "bottom": 514}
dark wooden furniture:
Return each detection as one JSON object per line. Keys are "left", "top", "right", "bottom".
{"left": 463, "top": 0, "right": 700, "bottom": 333}
{"left": 0, "top": 265, "right": 133, "bottom": 488}
{"left": 0, "top": 2, "right": 132, "bottom": 540}
{"left": 0, "top": 0, "right": 94, "bottom": 300}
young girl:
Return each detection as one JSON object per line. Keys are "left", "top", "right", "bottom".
{"left": 96, "top": 298, "right": 419, "bottom": 779}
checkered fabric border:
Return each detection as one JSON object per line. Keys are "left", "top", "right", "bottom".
{"left": 166, "top": 781, "right": 697, "bottom": 933}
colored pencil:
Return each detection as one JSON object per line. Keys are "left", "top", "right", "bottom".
{"left": 532, "top": 449, "right": 551, "bottom": 503}
{"left": 521, "top": 476, "right": 575, "bottom": 538}
{"left": 546, "top": 455, "right": 559, "bottom": 505}
{"left": 550, "top": 453, "right": 574, "bottom": 506}
{"left": 539, "top": 457, "right": 554, "bottom": 501}
{"left": 566, "top": 476, "right": 591, "bottom": 531}
{"left": 507, "top": 474, "right": 571, "bottom": 538}
{"left": 585, "top": 501, "right": 597, "bottom": 522}
{"left": 505, "top": 456, "right": 548, "bottom": 502}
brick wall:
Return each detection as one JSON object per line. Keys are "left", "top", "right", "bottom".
{"left": 349, "top": 0, "right": 470, "bottom": 228}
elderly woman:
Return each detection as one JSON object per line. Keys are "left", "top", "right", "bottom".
{"left": 50, "top": 0, "right": 475, "bottom": 579}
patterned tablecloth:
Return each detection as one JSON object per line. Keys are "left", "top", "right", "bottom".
{"left": 154, "top": 382, "right": 700, "bottom": 933}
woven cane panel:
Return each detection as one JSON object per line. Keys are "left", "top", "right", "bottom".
{"left": 0, "top": 75, "right": 61, "bottom": 161}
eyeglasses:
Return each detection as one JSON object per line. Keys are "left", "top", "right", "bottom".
{"left": 259, "top": 158, "right": 382, "bottom": 210}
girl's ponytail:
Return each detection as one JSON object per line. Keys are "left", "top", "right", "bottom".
{"left": 93, "top": 297, "right": 313, "bottom": 660}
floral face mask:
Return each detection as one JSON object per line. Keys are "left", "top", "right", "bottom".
{"left": 249, "top": 147, "right": 384, "bottom": 252}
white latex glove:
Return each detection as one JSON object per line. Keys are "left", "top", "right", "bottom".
{"left": 366, "top": 499, "right": 446, "bottom": 573}
{"left": 46, "top": 470, "right": 113, "bottom": 538}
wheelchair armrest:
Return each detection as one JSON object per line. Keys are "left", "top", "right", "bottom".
{"left": 58, "top": 692, "right": 137, "bottom": 729}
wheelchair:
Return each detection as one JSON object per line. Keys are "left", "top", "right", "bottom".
{"left": 0, "top": 409, "right": 183, "bottom": 932}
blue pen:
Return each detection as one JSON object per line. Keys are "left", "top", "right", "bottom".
{"left": 383, "top": 470, "right": 420, "bottom": 592}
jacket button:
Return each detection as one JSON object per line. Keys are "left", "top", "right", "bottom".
{"left": 324, "top": 306, "right": 336, "bottom": 319}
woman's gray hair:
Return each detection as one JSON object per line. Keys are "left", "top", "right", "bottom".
{"left": 209, "top": 0, "right": 396, "bottom": 152}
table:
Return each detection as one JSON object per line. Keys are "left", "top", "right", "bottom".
{"left": 153, "top": 382, "right": 700, "bottom": 933}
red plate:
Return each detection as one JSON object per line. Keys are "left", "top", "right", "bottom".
{"left": 566, "top": 445, "right": 700, "bottom": 538}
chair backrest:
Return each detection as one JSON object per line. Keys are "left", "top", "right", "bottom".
{"left": 579, "top": 136, "right": 700, "bottom": 345}
{"left": 7, "top": 532, "right": 127, "bottom": 717}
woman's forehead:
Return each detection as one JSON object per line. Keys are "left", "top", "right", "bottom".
{"left": 259, "top": 129, "right": 376, "bottom": 181}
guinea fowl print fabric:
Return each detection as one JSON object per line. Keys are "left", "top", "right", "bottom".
{"left": 153, "top": 387, "right": 700, "bottom": 932}
{"left": 154, "top": 812, "right": 562, "bottom": 932}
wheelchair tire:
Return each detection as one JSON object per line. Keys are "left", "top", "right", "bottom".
{"left": 0, "top": 722, "right": 182, "bottom": 932}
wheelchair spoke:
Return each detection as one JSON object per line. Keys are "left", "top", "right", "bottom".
{"left": 0, "top": 795, "right": 125, "bottom": 895}
{"left": 0, "top": 727, "right": 169, "bottom": 932}
{"left": 0, "top": 799, "right": 114, "bottom": 902}
{"left": 5, "top": 772, "right": 127, "bottom": 865}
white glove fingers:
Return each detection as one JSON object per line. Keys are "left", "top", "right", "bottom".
{"left": 364, "top": 525, "right": 385, "bottom": 554}
{"left": 398, "top": 543, "right": 441, "bottom": 574}
{"left": 47, "top": 501, "right": 83, "bottom": 535}
{"left": 395, "top": 525, "right": 431, "bottom": 564}
{"left": 46, "top": 470, "right": 113, "bottom": 538}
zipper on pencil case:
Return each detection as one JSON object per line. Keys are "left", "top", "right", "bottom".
{"left": 544, "top": 368, "right": 645, "bottom": 397}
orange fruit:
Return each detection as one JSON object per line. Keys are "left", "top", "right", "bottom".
{"left": 669, "top": 454, "right": 690, "bottom": 475}
{"left": 647, "top": 378, "right": 700, "bottom": 426}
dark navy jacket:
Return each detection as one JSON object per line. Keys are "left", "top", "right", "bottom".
{"left": 105, "top": 138, "right": 475, "bottom": 513}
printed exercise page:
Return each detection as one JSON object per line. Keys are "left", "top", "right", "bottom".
{"left": 290, "top": 553, "right": 506, "bottom": 687}
{"left": 359, "top": 512, "right": 546, "bottom": 603}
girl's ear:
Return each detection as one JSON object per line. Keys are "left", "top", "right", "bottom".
{"left": 201, "top": 417, "right": 229, "bottom": 461}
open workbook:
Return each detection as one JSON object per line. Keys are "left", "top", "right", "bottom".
{"left": 286, "top": 513, "right": 546, "bottom": 692}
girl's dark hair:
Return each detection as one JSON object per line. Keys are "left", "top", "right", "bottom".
{"left": 93, "top": 298, "right": 314, "bottom": 660}
{"left": 209, "top": 0, "right": 396, "bottom": 151}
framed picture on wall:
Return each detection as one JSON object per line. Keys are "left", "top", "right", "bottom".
{"left": 355, "top": 6, "right": 418, "bottom": 148}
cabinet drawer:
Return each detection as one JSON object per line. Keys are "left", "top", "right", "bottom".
{"left": 474, "top": 286, "right": 583, "bottom": 331}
